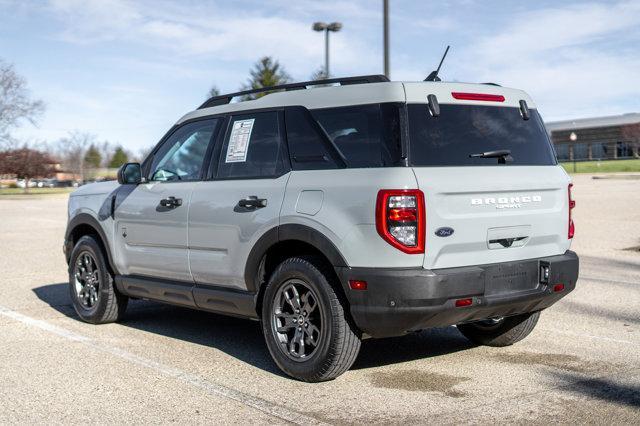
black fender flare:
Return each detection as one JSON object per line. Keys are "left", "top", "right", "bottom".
{"left": 244, "top": 224, "right": 348, "bottom": 293}
{"left": 65, "top": 213, "right": 119, "bottom": 274}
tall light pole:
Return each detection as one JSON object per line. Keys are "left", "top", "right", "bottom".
{"left": 313, "top": 22, "right": 342, "bottom": 78}
{"left": 383, "top": 0, "right": 389, "bottom": 78}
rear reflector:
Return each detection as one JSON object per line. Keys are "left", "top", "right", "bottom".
{"left": 451, "top": 92, "right": 505, "bottom": 102}
{"left": 553, "top": 283, "right": 565, "bottom": 292}
{"left": 455, "top": 298, "right": 473, "bottom": 307}
{"left": 349, "top": 280, "right": 368, "bottom": 291}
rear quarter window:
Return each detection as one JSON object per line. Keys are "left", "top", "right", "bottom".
{"left": 311, "top": 103, "right": 403, "bottom": 168}
{"left": 408, "top": 104, "right": 557, "bottom": 166}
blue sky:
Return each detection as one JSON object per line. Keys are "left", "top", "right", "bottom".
{"left": 2, "top": 0, "right": 639, "bottom": 153}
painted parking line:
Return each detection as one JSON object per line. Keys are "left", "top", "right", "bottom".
{"left": 0, "top": 304, "right": 329, "bottom": 426}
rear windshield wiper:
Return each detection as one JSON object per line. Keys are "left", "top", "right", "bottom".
{"left": 469, "top": 149, "right": 513, "bottom": 164}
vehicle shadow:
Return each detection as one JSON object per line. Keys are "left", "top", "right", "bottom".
{"left": 33, "top": 283, "right": 474, "bottom": 376}
{"left": 554, "top": 372, "right": 640, "bottom": 409}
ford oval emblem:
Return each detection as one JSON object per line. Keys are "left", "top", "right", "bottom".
{"left": 435, "top": 227, "right": 454, "bottom": 237}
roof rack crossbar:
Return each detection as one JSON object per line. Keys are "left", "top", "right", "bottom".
{"left": 198, "top": 74, "right": 390, "bottom": 109}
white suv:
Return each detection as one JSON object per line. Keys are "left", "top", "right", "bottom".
{"left": 64, "top": 75, "right": 579, "bottom": 382}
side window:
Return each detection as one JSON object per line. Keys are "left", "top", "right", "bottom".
{"left": 285, "top": 107, "right": 338, "bottom": 171}
{"left": 150, "top": 119, "right": 219, "bottom": 182}
{"left": 311, "top": 103, "right": 402, "bottom": 168}
{"left": 217, "top": 111, "right": 286, "bottom": 179}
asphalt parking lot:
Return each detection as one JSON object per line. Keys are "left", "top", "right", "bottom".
{"left": 1, "top": 173, "right": 639, "bottom": 424}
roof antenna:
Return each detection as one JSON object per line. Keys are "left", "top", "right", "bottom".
{"left": 424, "top": 45, "right": 450, "bottom": 82}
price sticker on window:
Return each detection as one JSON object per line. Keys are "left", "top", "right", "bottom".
{"left": 225, "top": 119, "right": 255, "bottom": 163}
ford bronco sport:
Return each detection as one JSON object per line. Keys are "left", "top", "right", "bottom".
{"left": 64, "top": 75, "right": 579, "bottom": 382}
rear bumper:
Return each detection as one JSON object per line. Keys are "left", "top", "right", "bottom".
{"left": 336, "top": 251, "right": 579, "bottom": 338}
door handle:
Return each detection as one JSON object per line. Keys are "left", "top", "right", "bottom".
{"left": 159, "top": 196, "right": 182, "bottom": 208}
{"left": 237, "top": 196, "right": 267, "bottom": 209}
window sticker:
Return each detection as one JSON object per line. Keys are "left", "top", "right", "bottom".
{"left": 225, "top": 118, "right": 255, "bottom": 163}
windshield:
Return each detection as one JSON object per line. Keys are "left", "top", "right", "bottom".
{"left": 408, "top": 104, "right": 557, "bottom": 166}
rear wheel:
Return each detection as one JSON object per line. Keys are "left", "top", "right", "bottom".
{"left": 68, "top": 235, "right": 128, "bottom": 324}
{"left": 261, "top": 256, "right": 361, "bottom": 382}
{"left": 457, "top": 311, "right": 540, "bottom": 347}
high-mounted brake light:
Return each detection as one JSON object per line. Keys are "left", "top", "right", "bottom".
{"left": 568, "top": 183, "right": 575, "bottom": 239}
{"left": 376, "top": 189, "right": 425, "bottom": 254}
{"left": 451, "top": 92, "right": 505, "bottom": 102}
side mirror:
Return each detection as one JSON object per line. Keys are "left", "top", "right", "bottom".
{"left": 117, "top": 163, "right": 142, "bottom": 185}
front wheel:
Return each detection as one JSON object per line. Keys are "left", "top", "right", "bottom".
{"left": 68, "top": 235, "right": 128, "bottom": 324}
{"left": 457, "top": 311, "right": 540, "bottom": 347}
{"left": 261, "top": 256, "right": 361, "bottom": 382}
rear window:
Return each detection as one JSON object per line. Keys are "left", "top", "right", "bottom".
{"left": 311, "top": 103, "right": 403, "bottom": 168}
{"left": 408, "top": 104, "right": 556, "bottom": 166}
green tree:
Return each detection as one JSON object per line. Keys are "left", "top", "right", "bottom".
{"left": 206, "top": 85, "right": 220, "bottom": 99}
{"left": 108, "top": 146, "right": 128, "bottom": 168}
{"left": 241, "top": 56, "right": 291, "bottom": 100}
{"left": 84, "top": 144, "right": 102, "bottom": 169}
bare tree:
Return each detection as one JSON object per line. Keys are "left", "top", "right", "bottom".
{"left": 52, "top": 131, "right": 96, "bottom": 182}
{"left": 310, "top": 66, "right": 329, "bottom": 81}
{"left": 0, "top": 59, "right": 45, "bottom": 149}
{"left": 137, "top": 146, "right": 153, "bottom": 163}
{"left": 0, "top": 147, "right": 54, "bottom": 193}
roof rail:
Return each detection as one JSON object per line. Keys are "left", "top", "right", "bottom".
{"left": 198, "top": 74, "right": 390, "bottom": 109}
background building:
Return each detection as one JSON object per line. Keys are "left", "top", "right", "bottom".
{"left": 546, "top": 113, "right": 640, "bottom": 161}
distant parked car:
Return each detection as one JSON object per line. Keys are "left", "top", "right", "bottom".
{"left": 16, "top": 179, "right": 36, "bottom": 188}
{"left": 50, "top": 179, "right": 77, "bottom": 188}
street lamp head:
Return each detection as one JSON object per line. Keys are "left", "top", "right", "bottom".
{"left": 327, "top": 22, "right": 342, "bottom": 32}
{"left": 313, "top": 22, "right": 328, "bottom": 31}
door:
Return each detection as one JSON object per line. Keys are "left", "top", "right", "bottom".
{"left": 189, "top": 110, "right": 289, "bottom": 291}
{"left": 114, "top": 118, "right": 221, "bottom": 282}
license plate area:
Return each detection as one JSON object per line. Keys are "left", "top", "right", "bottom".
{"left": 484, "top": 261, "right": 539, "bottom": 295}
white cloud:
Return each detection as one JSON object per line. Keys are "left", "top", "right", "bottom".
{"left": 459, "top": 1, "right": 640, "bottom": 120}
{"left": 44, "top": 0, "right": 378, "bottom": 77}
{"left": 474, "top": 1, "right": 640, "bottom": 60}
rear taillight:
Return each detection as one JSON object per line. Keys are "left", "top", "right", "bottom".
{"left": 376, "top": 189, "right": 425, "bottom": 254}
{"left": 568, "top": 183, "right": 575, "bottom": 239}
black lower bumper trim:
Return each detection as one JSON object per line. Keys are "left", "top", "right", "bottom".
{"left": 336, "top": 251, "right": 579, "bottom": 338}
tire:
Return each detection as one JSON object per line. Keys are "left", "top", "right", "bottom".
{"left": 457, "top": 311, "right": 540, "bottom": 347}
{"left": 68, "top": 235, "right": 128, "bottom": 324}
{"left": 261, "top": 256, "right": 361, "bottom": 382}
